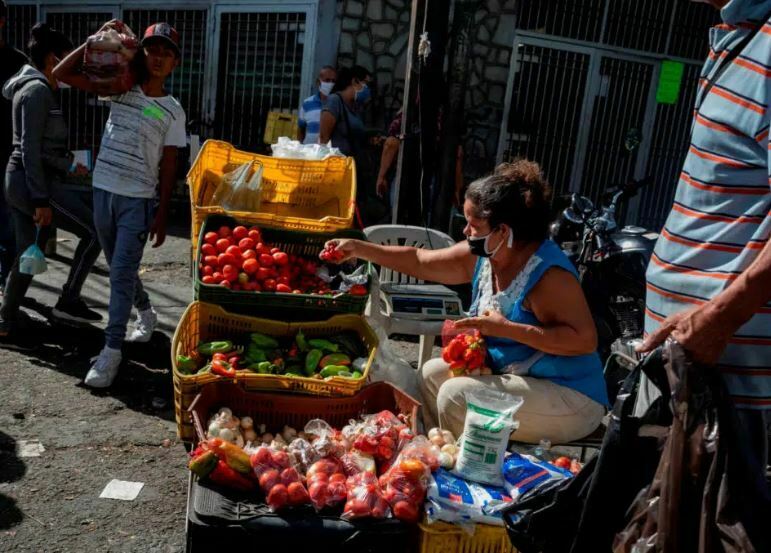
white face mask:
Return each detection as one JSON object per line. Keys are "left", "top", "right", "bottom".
{"left": 319, "top": 81, "right": 334, "bottom": 96}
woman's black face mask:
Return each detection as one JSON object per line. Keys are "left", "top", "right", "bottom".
{"left": 467, "top": 226, "right": 511, "bottom": 258}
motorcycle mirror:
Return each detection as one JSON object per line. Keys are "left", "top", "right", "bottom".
{"left": 564, "top": 194, "right": 593, "bottom": 223}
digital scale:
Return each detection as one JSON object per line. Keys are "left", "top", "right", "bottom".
{"left": 379, "top": 283, "right": 464, "bottom": 320}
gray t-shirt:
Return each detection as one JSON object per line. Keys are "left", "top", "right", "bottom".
{"left": 322, "top": 93, "right": 365, "bottom": 156}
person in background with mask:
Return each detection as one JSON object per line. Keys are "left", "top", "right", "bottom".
{"left": 298, "top": 65, "right": 336, "bottom": 145}
{"left": 318, "top": 65, "right": 372, "bottom": 156}
{"left": 1, "top": 23, "right": 102, "bottom": 349}
{"left": 0, "top": 1, "right": 29, "bottom": 294}
{"left": 322, "top": 160, "right": 608, "bottom": 442}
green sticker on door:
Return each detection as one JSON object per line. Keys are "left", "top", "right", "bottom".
{"left": 656, "top": 60, "right": 685, "bottom": 105}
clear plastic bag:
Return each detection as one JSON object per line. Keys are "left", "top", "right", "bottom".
{"left": 350, "top": 410, "right": 409, "bottom": 470}
{"left": 341, "top": 471, "right": 391, "bottom": 521}
{"left": 19, "top": 235, "right": 47, "bottom": 276}
{"left": 210, "top": 161, "right": 264, "bottom": 212}
{"left": 454, "top": 389, "right": 524, "bottom": 486}
{"left": 305, "top": 457, "right": 348, "bottom": 511}
{"left": 249, "top": 445, "right": 310, "bottom": 511}
{"left": 83, "top": 20, "right": 137, "bottom": 95}
{"left": 271, "top": 137, "right": 344, "bottom": 160}
{"left": 379, "top": 436, "right": 439, "bottom": 522}
{"left": 303, "top": 419, "right": 349, "bottom": 459}
{"left": 209, "top": 162, "right": 250, "bottom": 209}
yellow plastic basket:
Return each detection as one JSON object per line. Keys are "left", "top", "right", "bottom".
{"left": 263, "top": 111, "right": 299, "bottom": 145}
{"left": 171, "top": 301, "right": 378, "bottom": 441}
{"left": 186, "top": 140, "right": 357, "bottom": 253}
{"left": 418, "top": 522, "right": 517, "bottom": 553}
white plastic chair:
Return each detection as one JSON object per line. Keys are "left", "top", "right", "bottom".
{"left": 364, "top": 225, "right": 463, "bottom": 370}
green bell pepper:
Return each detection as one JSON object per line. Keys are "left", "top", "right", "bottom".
{"left": 250, "top": 333, "right": 279, "bottom": 349}
{"left": 307, "top": 339, "right": 338, "bottom": 353}
{"left": 197, "top": 341, "right": 233, "bottom": 356}
{"left": 176, "top": 355, "right": 199, "bottom": 374}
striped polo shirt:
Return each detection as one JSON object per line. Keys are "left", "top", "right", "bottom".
{"left": 298, "top": 92, "right": 324, "bottom": 145}
{"left": 645, "top": 0, "right": 771, "bottom": 409}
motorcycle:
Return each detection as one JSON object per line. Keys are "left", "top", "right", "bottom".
{"left": 551, "top": 177, "right": 657, "bottom": 365}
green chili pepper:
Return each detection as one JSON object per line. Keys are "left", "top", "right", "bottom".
{"left": 351, "top": 371, "right": 363, "bottom": 379}
{"left": 197, "top": 341, "right": 234, "bottom": 356}
{"left": 319, "top": 364, "right": 349, "bottom": 378}
{"left": 336, "top": 370, "right": 353, "bottom": 378}
{"left": 305, "top": 349, "right": 323, "bottom": 376}
{"left": 245, "top": 345, "right": 268, "bottom": 364}
{"left": 256, "top": 361, "right": 272, "bottom": 374}
{"left": 308, "top": 339, "right": 338, "bottom": 353}
{"left": 176, "top": 355, "right": 199, "bottom": 374}
{"left": 197, "top": 364, "right": 212, "bottom": 375}
{"left": 250, "top": 333, "right": 279, "bottom": 349}
{"left": 295, "top": 329, "right": 309, "bottom": 352}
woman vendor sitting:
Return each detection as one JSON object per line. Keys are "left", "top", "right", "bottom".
{"left": 325, "top": 160, "right": 608, "bottom": 443}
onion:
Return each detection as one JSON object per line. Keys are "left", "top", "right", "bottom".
{"left": 218, "top": 407, "right": 232, "bottom": 418}
{"left": 240, "top": 417, "right": 254, "bottom": 430}
{"left": 427, "top": 428, "right": 441, "bottom": 440}
{"left": 207, "top": 422, "right": 221, "bottom": 438}
{"left": 439, "top": 452, "right": 454, "bottom": 469}
{"left": 258, "top": 423, "right": 266, "bottom": 434}
{"left": 219, "top": 428, "right": 235, "bottom": 442}
{"left": 244, "top": 429, "right": 257, "bottom": 443}
{"left": 441, "top": 430, "right": 455, "bottom": 445}
{"left": 430, "top": 435, "right": 445, "bottom": 447}
{"left": 441, "top": 443, "right": 458, "bottom": 456}
{"left": 262, "top": 433, "right": 274, "bottom": 444}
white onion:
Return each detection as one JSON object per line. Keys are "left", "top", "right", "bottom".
{"left": 441, "top": 443, "right": 459, "bottom": 456}
{"left": 430, "top": 435, "right": 445, "bottom": 447}
{"left": 207, "top": 422, "right": 221, "bottom": 438}
{"left": 244, "top": 429, "right": 257, "bottom": 443}
{"left": 441, "top": 431, "right": 455, "bottom": 445}
{"left": 262, "top": 433, "right": 274, "bottom": 444}
{"left": 218, "top": 407, "right": 232, "bottom": 418}
{"left": 439, "top": 452, "right": 454, "bottom": 469}
{"left": 427, "top": 428, "right": 441, "bottom": 440}
{"left": 219, "top": 428, "right": 235, "bottom": 442}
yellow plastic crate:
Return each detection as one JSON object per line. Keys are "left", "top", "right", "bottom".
{"left": 171, "top": 301, "right": 378, "bottom": 441}
{"left": 419, "top": 522, "right": 517, "bottom": 553}
{"left": 186, "top": 140, "right": 357, "bottom": 253}
{"left": 263, "top": 111, "right": 299, "bottom": 145}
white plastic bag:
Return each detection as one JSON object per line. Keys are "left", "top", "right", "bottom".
{"left": 362, "top": 320, "right": 419, "bottom": 399}
{"left": 271, "top": 136, "right": 344, "bottom": 160}
{"left": 210, "top": 161, "right": 259, "bottom": 211}
{"left": 454, "top": 389, "right": 523, "bottom": 486}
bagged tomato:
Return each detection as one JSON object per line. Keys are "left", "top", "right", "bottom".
{"left": 83, "top": 20, "right": 138, "bottom": 95}
{"left": 441, "top": 320, "right": 490, "bottom": 377}
{"left": 305, "top": 457, "right": 349, "bottom": 511}
{"left": 304, "top": 419, "right": 349, "bottom": 458}
{"left": 340, "top": 450, "right": 377, "bottom": 476}
{"left": 350, "top": 410, "right": 409, "bottom": 470}
{"left": 341, "top": 471, "right": 391, "bottom": 521}
{"left": 379, "top": 437, "right": 438, "bottom": 522}
{"left": 250, "top": 445, "right": 310, "bottom": 511}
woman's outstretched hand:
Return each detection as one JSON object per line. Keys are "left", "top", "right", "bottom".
{"left": 320, "top": 238, "right": 359, "bottom": 264}
{"left": 453, "top": 309, "right": 509, "bottom": 338}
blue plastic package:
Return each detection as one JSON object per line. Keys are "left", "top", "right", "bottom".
{"left": 501, "top": 452, "right": 572, "bottom": 502}
{"left": 19, "top": 242, "right": 47, "bottom": 275}
{"left": 426, "top": 468, "right": 513, "bottom": 527}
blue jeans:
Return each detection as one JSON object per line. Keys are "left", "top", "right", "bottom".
{"left": 93, "top": 188, "right": 153, "bottom": 349}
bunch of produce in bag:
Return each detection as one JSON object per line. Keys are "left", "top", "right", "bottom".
{"left": 304, "top": 419, "right": 350, "bottom": 458}
{"left": 305, "top": 457, "right": 348, "bottom": 511}
{"left": 340, "top": 449, "right": 377, "bottom": 476}
{"left": 347, "top": 410, "right": 412, "bottom": 470}
{"left": 341, "top": 471, "right": 391, "bottom": 521}
{"left": 441, "top": 321, "right": 491, "bottom": 376}
{"left": 426, "top": 427, "right": 460, "bottom": 469}
{"left": 83, "top": 20, "right": 138, "bottom": 95}
{"left": 250, "top": 445, "right": 310, "bottom": 511}
{"left": 188, "top": 438, "right": 257, "bottom": 492}
{"left": 454, "top": 389, "right": 524, "bottom": 486}
{"left": 378, "top": 437, "right": 439, "bottom": 522}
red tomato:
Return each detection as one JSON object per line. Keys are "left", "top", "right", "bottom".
{"left": 201, "top": 243, "right": 217, "bottom": 257}
{"left": 202, "top": 265, "right": 214, "bottom": 276}
{"left": 267, "top": 484, "right": 289, "bottom": 510}
{"left": 308, "top": 481, "right": 328, "bottom": 506}
{"left": 287, "top": 481, "right": 309, "bottom": 505}
{"left": 201, "top": 275, "right": 216, "bottom": 284}
{"left": 349, "top": 284, "right": 367, "bottom": 296}
{"left": 226, "top": 245, "right": 242, "bottom": 257}
{"left": 204, "top": 232, "right": 219, "bottom": 245}
{"left": 553, "top": 456, "right": 571, "bottom": 470}
{"left": 232, "top": 226, "right": 248, "bottom": 240}
{"left": 248, "top": 229, "right": 261, "bottom": 242}
{"left": 211, "top": 272, "right": 224, "bottom": 283}
{"left": 292, "top": 289, "right": 302, "bottom": 294}
{"left": 255, "top": 243, "right": 269, "bottom": 255}
{"left": 251, "top": 448, "right": 272, "bottom": 467}
{"left": 273, "top": 252, "right": 289, "bottom": 266}
{"left": 222, "top": 265, "right": 238, "bottom": 282}
{"left": 232, "top": 284, "right": 242, "bottom": 291}
{"left": 215, "top": 238, "right": 231, "bottom": 253}
{"left": 252, "top": 282, "right": 262, "bottom": 292}
{"left": 277, "top": 276, "right": 290, "bottom": 287}
{"left": 220, "top": 280, "right": 231, "bottom": 288}
{"left": 256, "top": 267, "right": 272, "bottom": 281}
{"left": 271, "top": 450, "right": 290, "bottom": 468}
{"left": 218, "top": 226, "right": 232, "bottom": 238}
{"left": 348, "top": 499, "right": 371, "bottom": 517}
{"left": 327, "top": 481, "right": 347, "bottom": 501}
{"left": 242, "top": 249, "right": 257, "bottom": 261}
{"left": 329, "top": 473, "right": 347, "bottom": 485}
{"left": 263, "top": 279, "right": 277, "bottom": 292}
{"left": 217, "top": 253, "right": 236, "bottom": 267}
{"left": 393, "top": 500, "right": 419, "bottom": 522}
{"left": 238, "top": 238, "right": 255, "bottom": 250}
{"left": 276, "top": 283, "right": 292, "bottom": 293}
{"left": 280, "top": 467, "right": 301, "bottom": 486}
{"left": 242, "top": 258, "right": 259, "bottom": 275}
{"left": 259, "top": 253, "right": 274, "bottom": 267}
{"left": 259, "top": 469, "right": 281, "bottom": 491}
{"left": 204, "top": 255, "right": 219, "bottom": 267}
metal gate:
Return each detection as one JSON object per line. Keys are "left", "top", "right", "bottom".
{"left": 208, "top": 5, "right": 316, "bottom": 153}
{"left": 498, "top": 34, "right": 703, "bottom": 229}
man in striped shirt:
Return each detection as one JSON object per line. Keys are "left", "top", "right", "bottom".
{"left": 298, "top": 66, "right": 336, "bottom": 145}
{"left": 640, "top": 0, "right": 771, "bottom": 542}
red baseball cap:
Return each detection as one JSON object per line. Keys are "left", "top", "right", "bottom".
{"left": 141, "top": 22, "right": 180, "bottom": 57}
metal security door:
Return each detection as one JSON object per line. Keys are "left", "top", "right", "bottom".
{"left": 43, "top": 5, "right": 119, "bottom": 154}
{"left": 498, "top": 41, "right": 593, "bottom": 199}
{"left": 207, "top": 4, "right": 317, "bottom": 153}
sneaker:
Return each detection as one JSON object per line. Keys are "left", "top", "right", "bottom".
{"left": 126, "top": 307, "right": 157, "bottom": 343}
{"left": 84, "top": 346, "right": 122, "bottom": 388}
{"left": 52, "top": 297, "right": 103, "bottom": 324}
{"left": 0, "top": 321, "right": 39, "bottom": 351}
